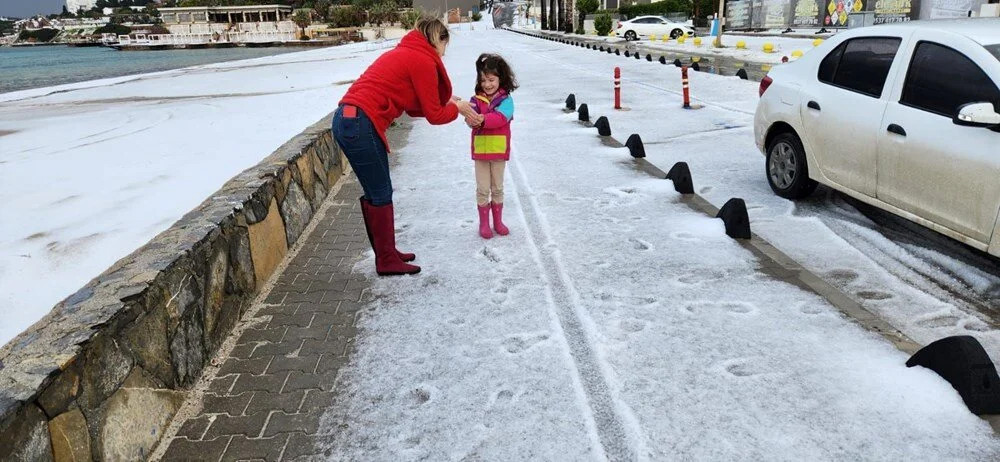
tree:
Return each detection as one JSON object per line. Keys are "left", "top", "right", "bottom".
{"left": 547, "top": 0, "right": 556, "bottom": 30}
{"left": 366, "top": 1, "right": 397, "bottom": 27}
{"left": 593, "top": 11, "right": 612, "bottom": 36}
{"left": 399, "top": 8, "right": 421, "bottom": 29}
{"left": 291, "top": 9, "right": 312, "bottom": 39}
{"left": 314, "top": 0, "right": 332, "bottom": 20}
{"left": 576, "top": 0, "right": 597, "bottom": 33}
{"left": 540, "top": 0, "right": 547, "bottom": 29}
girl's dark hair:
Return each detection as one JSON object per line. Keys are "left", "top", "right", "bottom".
{"left": 475, "top": 53, "right": 518, "bottom": 94}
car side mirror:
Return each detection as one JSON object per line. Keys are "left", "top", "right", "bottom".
{"left": 953, "top": 102, "right": 1000, "bottom": 128}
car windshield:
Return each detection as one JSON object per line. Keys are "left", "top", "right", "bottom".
{"left": 986, "top": 44, "right": 1000, "bottom": 62}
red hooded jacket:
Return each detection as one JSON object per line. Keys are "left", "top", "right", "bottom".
{"left": 339, "top": 30, "right": 459, "bottom": 151}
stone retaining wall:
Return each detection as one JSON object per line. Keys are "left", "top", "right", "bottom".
{"left": 0, "top": 114, "right": 346, "bottom": 461}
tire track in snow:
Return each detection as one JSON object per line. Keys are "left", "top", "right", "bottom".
{"left": 507, "top": 142, "right": 644, "bottom": 462}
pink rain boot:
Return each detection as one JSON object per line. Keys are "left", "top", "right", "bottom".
{"left": 491, "top": 202, "right": 509, "bottom": 236}
{"left": 478, "top": 204, "right": 493, "bottom": 239}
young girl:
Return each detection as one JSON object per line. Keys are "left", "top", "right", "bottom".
{"left": 466, "top": 53, "right": 518, "bottom": 239}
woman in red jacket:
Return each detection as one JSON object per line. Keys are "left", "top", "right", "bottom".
{"left": 334, "top": 18, "right": 477, "bottom": 276}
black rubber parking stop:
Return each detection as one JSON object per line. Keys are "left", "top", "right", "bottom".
{"left": 565, "top": 94, "right": 576, "bottom": 111}
{"left": 646, "top": 54, "right": 652, "bottom": 61}
{"left": 691, "top": 62, "right": 700, "bottom": 71}
{"left": 673, "top": 58, "right": 683, "bottom": 67}
{"left": 577, "top": 103, "right": 589, "bottom": 121}
{"left": 906, "top": 335, "right": 1000, "bottom": 414}
{"left": 615, "top": 49, "right": 621, "bottom": 55}
{"left": 659, "top": 56, "right": 667, "bottom": 64}
{"left": 666, "top": 162, "right": 694, "bottom": 194}
{"left": 716, "top": 198, "right": 751, "bottom": 239}
{"left": 594, "top": 116, "right": 611, "bottom": 136}
{"left": 625, "top": 134, "right": 645, "bottom": 158}
{"left": 625, "top": 50, "right": 630, "bottom": 57}
{"left": 736, "top": 68, "right": 749, "bottom": 80}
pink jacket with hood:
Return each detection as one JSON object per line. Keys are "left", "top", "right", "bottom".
{"left": 469, "top": 89, "right": 514, "bottom": 161}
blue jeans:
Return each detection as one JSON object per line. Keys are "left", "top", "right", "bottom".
{"left": 331, "top": 105, "right": 393, "bottom": 206}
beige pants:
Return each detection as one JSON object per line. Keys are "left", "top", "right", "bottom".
{"left": 475, "top": 160, "right": 506, "bottom": 206}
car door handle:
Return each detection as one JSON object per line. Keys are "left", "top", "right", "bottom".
{"left": 887, "top": 124, "right": 906, "bottom": 136}
{"left": 807, "top": 101, "right": 821, "bottom": 111}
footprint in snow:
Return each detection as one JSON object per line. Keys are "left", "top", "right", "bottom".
{"left": 675, "top": 271, "right": 725, "bottom": 285}
{"left": 502, "top": 332, "right": 550, "bottom": 354}
{"left": 826, "top": 269, "right": 859, "bottom": 284}
{"left": 963, "top": 320, "right": 991, "bottom": 332}
{"left": 402, "top": 435, "right": 421, "bottom": 449}
{"left": 479, "top": 247, "right": 501, "bottom": 263}
{"left": 671, "top": 232, "right": 704, "bottom": 242}
{"left": 723, "top": 360, "right": 765, "bottom": 378}
{"left": 619, "top": 319, "right": 646, "bottom": 333}
{"left": 856, "top": 290, "right": 893, "bottom": 301}
{"left": 799, "top": 304, "right": 825, "bottom": 315}
{"left": 699, "top": 186, "right": 713, "bottom": 195}
{"left": 628, "top": 237, "right": 652, "bottom": 251}
{"left": 406, "top": 386, "right": 434, "bottom": 407}
{"left": 916, "top": 315, "right": 961, "bottom": 329}
{"left": 487, "top": 389, "right": 515, "bottom": 411}
{"left": 684, "top": 301, "right": 757, "bottom": 316}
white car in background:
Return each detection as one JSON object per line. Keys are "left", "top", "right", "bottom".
{"left": 754, "top": 18, "right": 1000, "bottom": 257}
{"left": 616, "top": 16, "right": 695, "bottom": 41}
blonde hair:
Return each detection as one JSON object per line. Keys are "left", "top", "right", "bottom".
{"left": 415, "top": 17, "right": 449, "bottom": 49}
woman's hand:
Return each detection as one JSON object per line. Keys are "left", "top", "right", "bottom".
{"left": 465, "top": 114, "right": 484, "bottom": 128}
{"left": 453, "top": 100, "right": 479, "bottom": 119}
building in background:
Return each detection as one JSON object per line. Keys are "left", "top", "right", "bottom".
{"left": 65, "top": 0, "right": 99, "bottom": 15}
{"left": 159, "top": 4, "right": 293, "bottom": 25}
{"left": 412, "top": 0, "right": 482, "bottom": 17}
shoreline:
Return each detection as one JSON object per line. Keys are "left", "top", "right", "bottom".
{"left": 0, "top": 43, "right": 340, "bottom": 96}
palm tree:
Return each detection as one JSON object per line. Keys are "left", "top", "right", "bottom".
{"left": 552, "top": 0, "right": 557, "bottom": 30}
{"left": 291, "top": 10, "right": 312, "bottom": 40}
{"left": 540, "top": 0, "right": 547, "bottom": 29}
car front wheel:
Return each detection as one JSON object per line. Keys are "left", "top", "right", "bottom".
{"left": 670, "top": 28, "right": 683, "bottom": 39}
{"left": 766, "top": 132, "right": 817, "bottom": 199}
{"left": 624, "top": 30, "right": 637, "bottom": 41}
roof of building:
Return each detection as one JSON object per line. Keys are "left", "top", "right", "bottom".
{"left": 159, "top": 4, "right": 292, "bottom": 12}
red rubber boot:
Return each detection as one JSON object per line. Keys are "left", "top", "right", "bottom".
{"left": 361, "top": 201, "right": 420, "bottom": 276}
{"left": 360, "top": 197, "right": 415, "bottom": 262}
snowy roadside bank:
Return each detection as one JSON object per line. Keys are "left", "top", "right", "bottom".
{"left": 0, "top": 40, "right": 389, "bottom": 346}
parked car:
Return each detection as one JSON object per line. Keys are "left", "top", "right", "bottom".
{"left": 754, "top": 18, "right": 1000, "bottom": 257}
{"left": 616, "top": 16, "right": 695, "bottom": 41}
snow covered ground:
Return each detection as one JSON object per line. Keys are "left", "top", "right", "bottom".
{"left": 314, "top": 28, "right": 1000, "bottom": 460}
{"left": 551, "top": 37, "right": 1000, "bottom": 361}
{"left": 0, "top": 40, "right": 396, "bottom": 345}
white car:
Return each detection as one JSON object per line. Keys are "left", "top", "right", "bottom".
{"left": 616, "top": 16, "right": 695, "bottom": 41}
{"left": 754, "top": 18, "right": 1000, "bottom": 257}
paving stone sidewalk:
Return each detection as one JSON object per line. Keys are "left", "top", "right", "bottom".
{"left": 160, "top": 179, "right": 370, "bottom": 461}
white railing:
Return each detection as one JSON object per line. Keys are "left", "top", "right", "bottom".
{"left": 115, "top": 30, "right": 295, "bottom": 46}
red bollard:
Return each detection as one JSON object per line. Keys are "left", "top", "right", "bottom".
{"left": 681, "top": 66, "right": 691, "bottom": 109}
{"left": 614, "top": 67, "right": 621, "bottom": 110}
